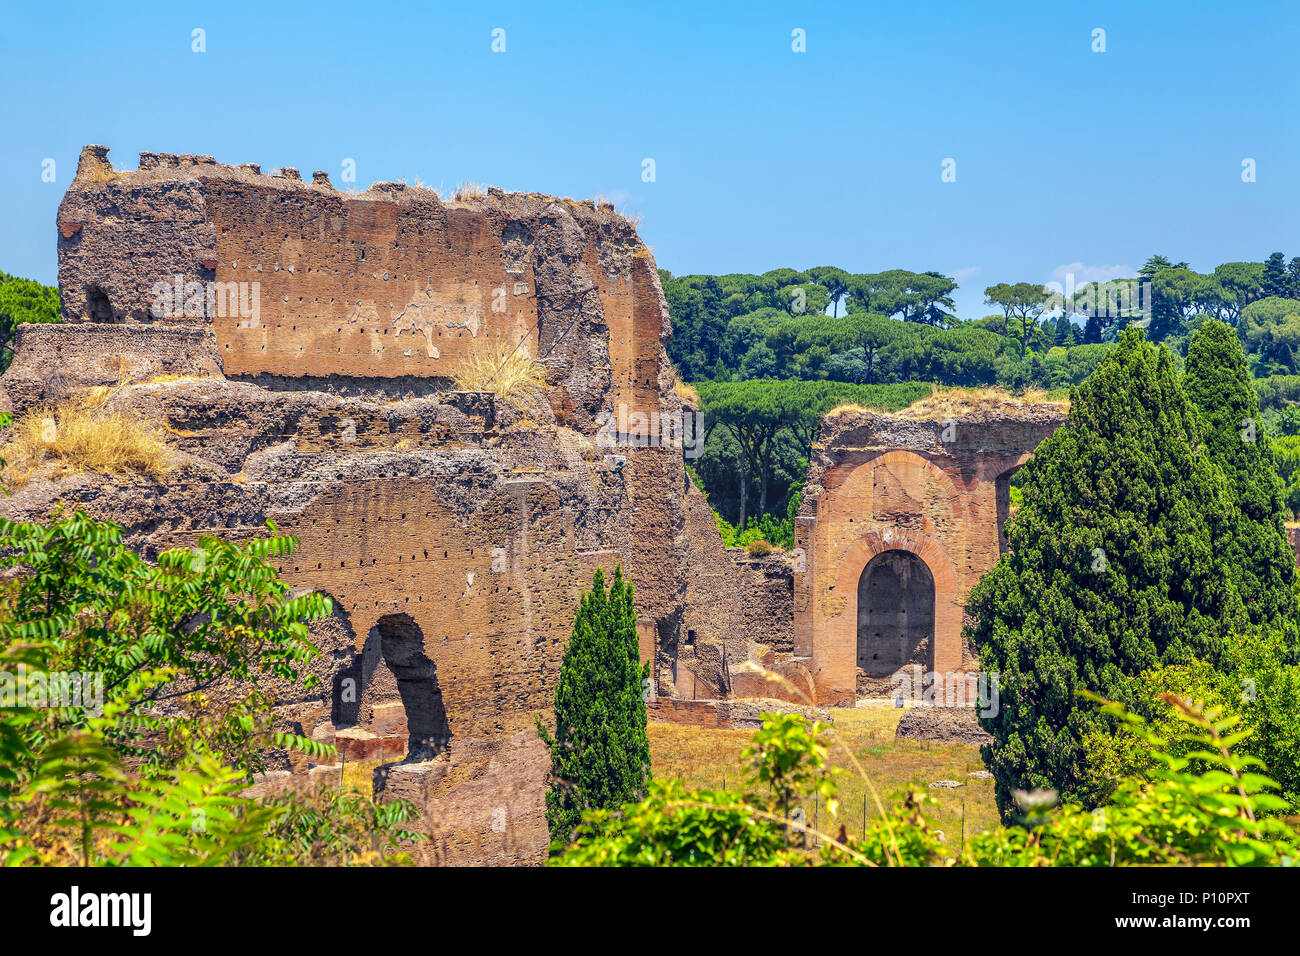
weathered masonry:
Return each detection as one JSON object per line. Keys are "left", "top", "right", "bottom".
{"left": 792, "top": 405, "right": 1067, "bottom": 706}
{"left": 1, "top": 144, "right": 1075, "bottom": 864}
{"left": 4, "top": 145, "right": 708, "bottom": 865}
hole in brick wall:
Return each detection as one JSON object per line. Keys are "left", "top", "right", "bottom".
{"left": 85, "top": 285, "right": 117, "bottom": 323}
{"left": 857, "top": 550, "right": 934, "bottom": 677}
{"left": 374, "top": 613, "right": 450, "bottom": 761}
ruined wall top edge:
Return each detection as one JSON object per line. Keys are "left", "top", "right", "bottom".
{"left": 63, "top": 145, "right": 626, "bottom": 213}
{"left": 53, "top": 147, "right": 672, "bottom": 414}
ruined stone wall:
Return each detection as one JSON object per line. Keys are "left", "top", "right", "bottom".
{"left": 0, "top": 144, "right": 725, "bottom": 865}
{"left": 56, "top": 145, "right": 666, "bottom": 431}
{"left": 676, "top": 485, "right": 796, "bottom": 701}
{"left": 793, "top": 405, "right": 1067, "bottom": 706}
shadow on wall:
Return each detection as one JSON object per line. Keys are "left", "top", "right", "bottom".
{"left": 857, "top": 549, "right": 935, "bottom": 677}
{"left": 994, "top": 465, "right": 1022, "bottom": 556}
{"left": 334, "top": 612, "right": 452, "bottom": 761}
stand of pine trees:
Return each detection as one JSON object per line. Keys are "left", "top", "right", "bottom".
{"left": 1183, "top": 319, "right": 1299, "bottom": 641}
{"left": 537, "top": 566, "right": 651, "bottom": 846}
{"left": 968, "top": 325, "right": 1300, "bottom": 817}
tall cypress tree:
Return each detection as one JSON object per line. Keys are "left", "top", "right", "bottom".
{"left": 1183, "top": 318, "right": 1298, "bottom": 645}
{"left": 537, "top": 565, "right": 651, "bottom": 846}
{"left": 968, "top": 329, "right": 1246, "bottom": 817}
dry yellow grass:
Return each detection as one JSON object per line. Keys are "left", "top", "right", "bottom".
{"left": 145, "top": 373, "right": 202, "bottom": 385}
{"left": 1, "top": 394, "right": 172, "bottom": 489}
{"left": 340, "top": 758, "right": 382, "bottom": 795}
{"left": 649, "top": 706, "right": 999, "bottom": 845}
{"left": 673, "top": 378, "right": 700, "bottom": 407}
{"left": 83, "top": 164, "right": 120, "bottom": 184}
{"left": 895, "top": 385, "right": 1069, "bottom": 420}
{"left": 825, "top": 402, "right": 877, "bottom": 417}
{"left": 451, "top": 344, "right": 548, "bottom": 410}
{"left": 451, "top": 181, "right": 487, "bottom": 201}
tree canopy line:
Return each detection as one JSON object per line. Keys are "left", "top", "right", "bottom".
{"left": 666, "top": 252, "right": 1300, "bottom": 536}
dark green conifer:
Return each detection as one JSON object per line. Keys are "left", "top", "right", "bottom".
{"left": 537, "top": 565, "right": 651, "bottom": 846}
{"left": 968, "top": 329, "right": 1245, "bottom": 816}
{"left": 1183, "top": 318, "right": 1298, "bottom": 646}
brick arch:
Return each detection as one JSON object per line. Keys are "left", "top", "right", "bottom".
{"left": 831, "top": 529, "right": 963, "bottom": 677}
{"left": 979, "top": 448, "right": 1037, "bottom": 483}
{"left": 986, "top": 450, "right": 1036, "bottom": 555}
{"left": 827, "top": 449, "right": 968, "bottom": 534}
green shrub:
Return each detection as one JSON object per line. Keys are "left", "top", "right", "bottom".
{"left": 552, "top": 701, "right": 1298, "bottom": 867}
{"left": 0, "top": 509, "right": 422, "bottom": 866}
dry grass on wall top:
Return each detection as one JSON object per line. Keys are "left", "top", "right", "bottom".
{"left": 450, "top": 181, "right": 488, "bottom": 202}
{"left": 673, "top": 378, "right": 700, "bottom": 407}
{"left": 1, "top": 390, "right": 172, "bottom": 489}
{"left": 452, "top": 344, "right": 548, "bottom": 411}
{"left": 829, "top": 385, "right": 1070, "bottom": 422}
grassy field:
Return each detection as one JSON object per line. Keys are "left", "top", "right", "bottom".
{"left": 338, "top": 706, "right": 1003, "bottom": 853}
{"left": 649, "top": 706, "right": 1001, "bottom": 848}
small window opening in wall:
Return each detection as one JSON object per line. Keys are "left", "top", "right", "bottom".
{"left": 85, "top": 285, "right": 116, "bottom": 322}
{"left": 686, "top": 629, "right": 696, "bottom": 646}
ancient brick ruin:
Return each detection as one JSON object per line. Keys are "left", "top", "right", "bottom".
{"left": 793, "top": 404, "right": 1067, "bottom": 706}
{"left": 0, "top": 145, "right": 1073, "bottom": 863}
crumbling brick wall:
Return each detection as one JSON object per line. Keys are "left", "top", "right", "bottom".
{"left": 794, "top": 405, "right": 1067, "bottom": 706}
{"left": 0, "top": 144, "right": 726, "bottom": 865}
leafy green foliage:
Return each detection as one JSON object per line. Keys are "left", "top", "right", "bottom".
{"left": 554, "top": 711, "right": 842, "bottom": 866}
{"left": 969, "top": 695, "right": 1296, "bottom": 866}
{"left": 245, "top": 787, "right": 424, "bottom": 866}
{"left": 553, "top": 702, "right": 1298, "bottom": 867}
{"left": 713, "top": 489, "right": 800, "bottom": 551}
{"left": 1241, "top": 296, "right": 1300, "bottom": 375}
{"left": 0, "top": 509, "right": 330, "bottom": 776}
{"left": 537, "top": 566, "right": 650, "bottom": 848}
{"left": 0, "top": 509, "right": 421, "bottom": 866}
{"left": 0, "top": 270, "right": 60, "bottom": 370}
{"left": 968, "top": 329, "right": 1246, "bottom": 816}
{"left": 660, "top": 253, "right": 1291, "bottom": 396}
{"left": 693, "top": 379, "right": 929, "bottom": 531}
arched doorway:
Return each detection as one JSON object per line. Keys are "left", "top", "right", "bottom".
{"left": 374, "top": 614, "right": 450, "bottom": 761}
{"left": 994, "top": 465, "right": 1022, "bottom": 555}
{"left": 856, "top": 550, "right": 935, "bottom": 677}
{"left": 337, "top": 613, "right": 451, "bottom": 762}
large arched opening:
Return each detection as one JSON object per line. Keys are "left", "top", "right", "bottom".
{"left": 856, "top": 549, "right": 935, "bottom": 678}
{"left": 374, "top": 614, "right": 449, "bottom": 761}
{"left": 336, "top": 613, "right": 450, "bottom": 762}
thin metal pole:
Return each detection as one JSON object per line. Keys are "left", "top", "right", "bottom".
{"left": 961, "top": 799, "right": 966, "bottom": 854}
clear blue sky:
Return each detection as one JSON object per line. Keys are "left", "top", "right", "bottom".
{"left": 1, "top": 0, "right": 1296, "bottom": 319}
